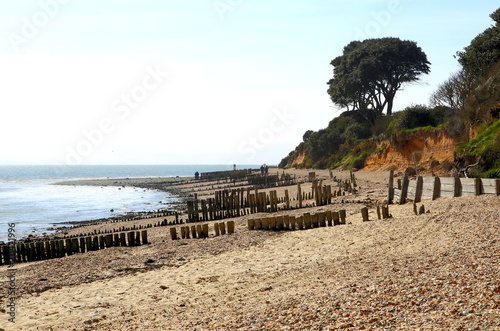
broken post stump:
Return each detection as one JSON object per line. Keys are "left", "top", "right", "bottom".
{"left": 361, "top": 207, "right": 369, "bottom": 222}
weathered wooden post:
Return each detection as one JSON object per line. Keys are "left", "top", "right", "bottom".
{"left": 194, "top": 193, "right": 200, "bottom": 221}
{"left": 399, "top": 173, "right": 409, "bottom": 204}
{"left": 297, "top": 183, "right": 302, "bottom": 208}
{"left": 196, "top": 225, "right": 203, "bottom": 238}
{"left": 247, "top": 219, "right": 255, "bottom": 230}
{"left": 126, "top": 233, "right": 134, "bottom": 247}
{"left": 331, "top": 211, "right": 339, "bottom": 226}
{"left": 40, "top": 241, "right": 49, "bottom": 260}
{"left": 170, "top": 228, "right": 178, "bottom": 240}
{"left": 414, "top": 176, "right": 423, "bottom": 203}
{"left": 276, "top": 216, "right": 284, "bottom": 230}
{"left": 227, "top": 221, "right": 235, "bottom": 234}
{"left": 255, "top": 218, "right": 262, "bottom": 230}
{"left": 432, "top": 177, "right": 441, "bottom": 200}
{"left": 85, "top": 236, "right": 93, "bottom": 251}
{"left": 18, "top": 243, "right": 26, "bottom": 263}
{"left": 289, "top": 216, "right": 296, "bottom": 230}
{"left": 187, "top": 201, "right": 194, "bottom": 222}
{"left": 361, "top": 207, "right": 369, "bottom": 222}
{"left": 191, "top": 225, "right": 197, "bottom": 239}
{"left": 141, "top": 230, "right": 148, "bottom": 244}
{"left": 351, "top": 171, "right": 357, "bottom": 187}
{"left": 29, "top": 242, "right": 36, "bottom": 261}
{"left": 202, "top": 224, "right": 209, "bottom": 237}
{"left": 339, "top": 209, "right": 346, "bottom": 224}
{"left": 326, "top": 210, "right": 333, "bottom": 226}
{"left": 311, "top": 213, "right": 319, "bottom": 228}
{"left": 261, "top": 218, "right": 269, "bottom": 230}
{"left": 113, "top": 233, "right": 120, "bottom": 247}
{"left": 235, "top": 194, "right": 240, "bottom": 217}
{"left": 319, "top": 212, "right": 326, "bottom": 227}
{"left": 71, "top": 238, "right": 79, "bottom": 253}
{"left": 105, "top": 234, "right": 113, "bottom": 248}
{"left": 282, "top": 215, "right": 289, "bottom": 230}
{"left": 326, "top": 185, "right": 332, "bottom": 204}
{"left": 388, "top": 170, "right": 394, "bottom": 204}
{"left": 269, "top": 217, "right": 277, "bottom": 230}
{"left": 285, "top": 189, "right": 290, "bottom": 209}
{"left": 119, "top": 233, "right": 126, "bottom": 246}
{"left": 381, "top": 205, "right": 390, "bottom": 219}
{"left": 215, "top": 222, "right": 221, "bottom": 235}
{"left": 377, "top": 205, "right": 382, "bottom": 220}
{"left": 219, "top": 222, "right": 226, "bottom": 235}
{"left": 79, "top": 237, "right": 86, "bottom": 253}
{"left": 65, "top": 239, "right": 73, "bottom": 256}
{"left": 304, "top": 213, "right": 312, "bottom": 229}
{"left": 312, "top": 180, "right": 317, "bottom": 199}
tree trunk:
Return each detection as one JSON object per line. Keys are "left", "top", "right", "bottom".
{"left": 386, "top": 96, "right": 394, "bottom": 116}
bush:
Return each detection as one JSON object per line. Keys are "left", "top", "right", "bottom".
{"left": 430, "top": 106, "right": 453, "bottom": 125}
{"left": 396, "top": 104, "right": 437, "bottom": 131}
{"left": 485, "top": 169, "right": 500, "bottom": 178}
{"left": 372, "top": 115, "right": 393, "bottom": 136}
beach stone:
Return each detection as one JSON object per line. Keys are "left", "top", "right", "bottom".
{"left": 405, "top": 167, "right": 417, "bottom": 176}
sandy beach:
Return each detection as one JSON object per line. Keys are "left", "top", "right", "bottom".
{"left": 1, "top": 169, "right": 499, "bottom": 330}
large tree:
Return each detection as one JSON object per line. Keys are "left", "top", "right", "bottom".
{"left": 456, "top": 7, "right": 500, "bottom": 78}
{"left": 327, "top": 37, "right": 430, "bottom": 126}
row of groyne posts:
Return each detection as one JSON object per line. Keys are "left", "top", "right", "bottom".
{"left": 0, "top": 230, "right": 148, "bottom": 266}
{"left": 177, "top": 171, "right": 369, "bottom": 236}
{"left": 247, "top": 210, "right": 347, "bottom": 231}
{"left": 170, "top": 172, "right": 358, "bottom": 239}
{"left": 388, "top": 170, "right": 500, "bottom": 204}
{"left": 169, "top": 220, "right": 235, "bottom": 240}
{"left": 185, "top": 173, "right": 357, "bottom": 224}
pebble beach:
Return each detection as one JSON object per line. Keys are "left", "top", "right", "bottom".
{"left": 0, "top": 169, "right": 499, "bottom": 330}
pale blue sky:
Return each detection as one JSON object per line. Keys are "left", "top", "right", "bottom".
{"left": 0, "top": 0, "right": 498, "bottom": 165}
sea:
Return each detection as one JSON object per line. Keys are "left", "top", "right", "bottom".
{"left": 0, "top": 165, "right": 258, "bottom": 241}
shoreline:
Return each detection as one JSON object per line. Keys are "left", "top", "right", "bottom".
{"left": 0, "top": 177, "right": 194, "bottom": 243}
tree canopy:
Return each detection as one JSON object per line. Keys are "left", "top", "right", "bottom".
{"left": 327, "top": 37, "right": 430, "bottom": 126}
{"left": 456, "top": 7, "right": 500, "bottom": 78}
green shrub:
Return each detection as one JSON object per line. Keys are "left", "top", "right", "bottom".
{"left": 485, "top": 169, "right": 500, "bottom": 178}
{"left": 396, "top": 104, "right": 437, "bottom": 131}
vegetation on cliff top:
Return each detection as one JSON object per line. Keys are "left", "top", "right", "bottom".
{"left": 280, "top": 7, "right": 500, "bottom": 177}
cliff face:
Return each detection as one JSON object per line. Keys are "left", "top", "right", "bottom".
{"left": 364, "top": 129, "right": 459, "bottom": 173}
{"left": 283, "top": 128, "right": 462, "bottom": 174}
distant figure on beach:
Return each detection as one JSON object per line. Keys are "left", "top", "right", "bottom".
{"left": 260, "top": 164, "right": 269, "bottom": 176}
{"left": 194, "top": 171, "right": 199, "bottom": 180}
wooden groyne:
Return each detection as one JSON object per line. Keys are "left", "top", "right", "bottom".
{"left": 388, "top": 170, "right": 500, "bottom": 204}
{"left": 0, "top": 230, "right": 147, "bottom": 266}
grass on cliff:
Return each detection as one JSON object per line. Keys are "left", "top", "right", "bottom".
{"left": 457, "top": 119, "right": 500, "bottom": 178}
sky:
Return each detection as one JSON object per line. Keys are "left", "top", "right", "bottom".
{"left": 0, "top": 0, "right": 498, "bottom": 166}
